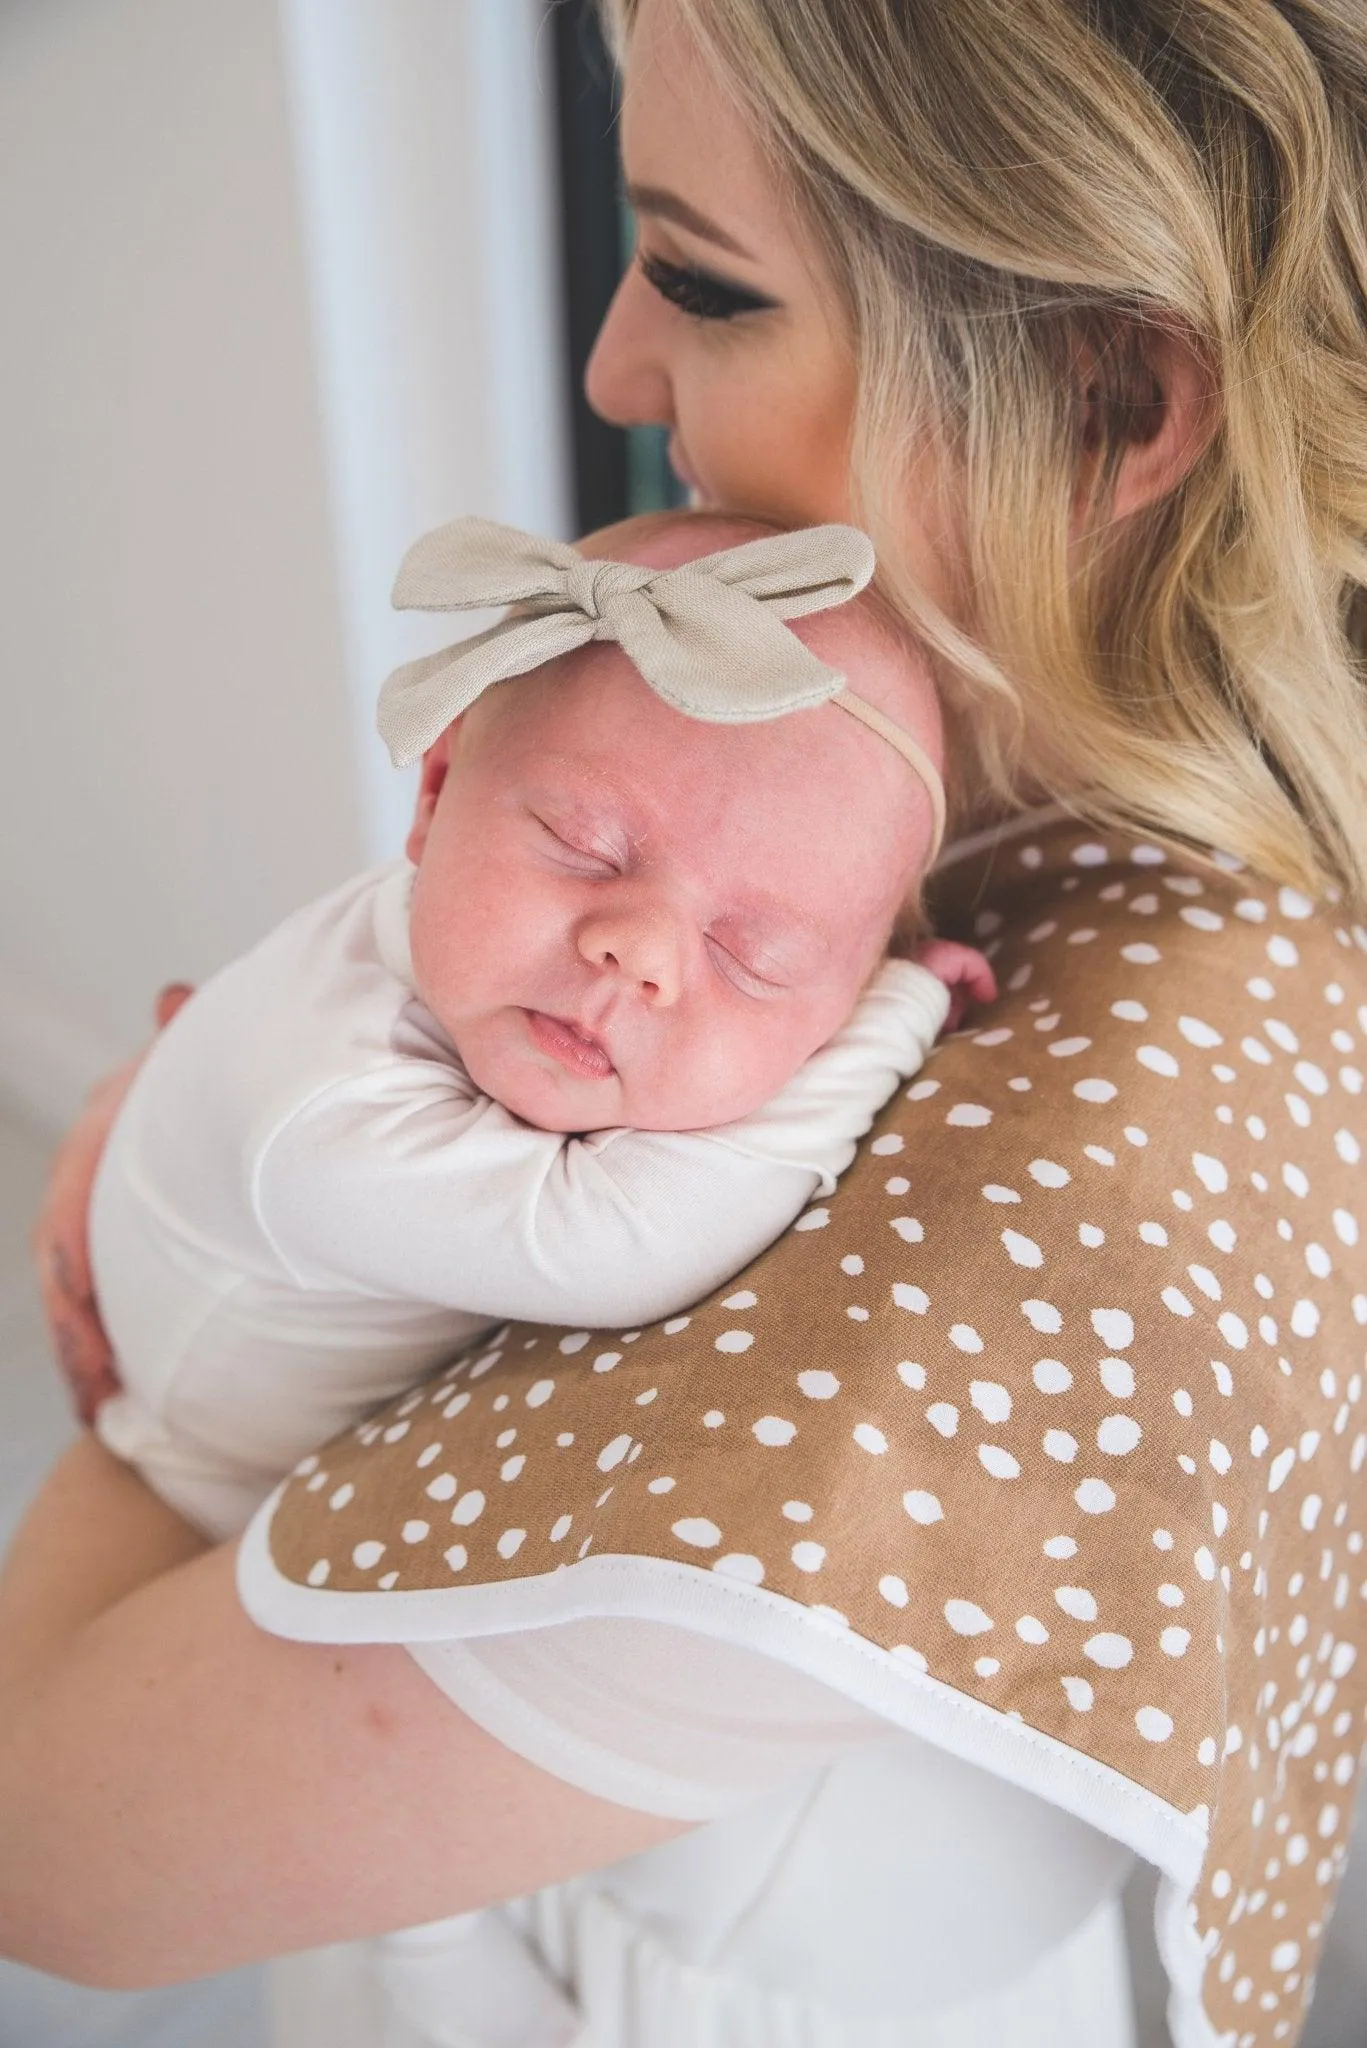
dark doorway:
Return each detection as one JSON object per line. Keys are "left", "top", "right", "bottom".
{"left": 551, "top": 0, "right": 685, "bottom": 533}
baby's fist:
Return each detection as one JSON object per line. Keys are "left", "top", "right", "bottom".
{"left": 915, "top": 939, "right": 997, "bottom": 1033}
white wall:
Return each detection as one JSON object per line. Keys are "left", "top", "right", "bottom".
{"left": 282, "top": 0, "right": 572, "bottom": 854}
{"left": 0, "top": 0, "right": 570, "bottom": 1128}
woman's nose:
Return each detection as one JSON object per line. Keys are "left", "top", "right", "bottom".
{"left": 584, "top": 269, "right": 675, "bottom": 430}
{"left": 577, "top": 903, "right": 685, "bottom": 1006}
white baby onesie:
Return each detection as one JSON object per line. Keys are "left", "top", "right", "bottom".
{"left": 91, "top": 861, "right": 948, "bottom": 1540}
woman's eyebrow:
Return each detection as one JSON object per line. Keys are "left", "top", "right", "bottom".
{"left": 624, "top": 182, "right": 756, "bottom": 262}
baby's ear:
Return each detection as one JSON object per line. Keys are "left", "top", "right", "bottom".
{"left": 405, "top": 726, "right": 455, "bottom": 865}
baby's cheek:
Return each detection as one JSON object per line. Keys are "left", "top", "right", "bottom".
{"left": 700, "top": 981, "right": 868, "bottom": 1120}
{"left": 665, "top": 1008, "right": 817, "bottom": 1128}
{"left": 412, "top": 861, "right": 526, "bottom": 1014}
{"left": 407, "top": 896, "right": 458, "bottom": 1017}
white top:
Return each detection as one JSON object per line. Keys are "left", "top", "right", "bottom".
{"left": 269, "top": 1616, "right": 1138, "bottom": 2048}
{"left": 90, "top": 860, "right": 949, "bottom": 1541}
{"left": 420, "top": 1619, "right": 1138, "bottom": 2007}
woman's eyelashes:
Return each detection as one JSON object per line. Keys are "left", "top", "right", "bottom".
{"left": 638, "top": 251, "right": 778, "bottom": 323}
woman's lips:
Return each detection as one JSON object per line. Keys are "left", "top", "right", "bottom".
{"left": 524, "top": 1010, "right": 616, "bottom": 1081}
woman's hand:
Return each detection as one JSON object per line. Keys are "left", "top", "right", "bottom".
{"left": 31, "top": 984, "right": 194, "bottom": 1426}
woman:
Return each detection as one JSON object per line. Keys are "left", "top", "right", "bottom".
{"left": 7, "top": 1, "right": 1365, "bottom": 2044}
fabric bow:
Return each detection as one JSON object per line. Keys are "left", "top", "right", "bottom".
{"left": 376, "top": 517, "right": 878, "bottom": 767}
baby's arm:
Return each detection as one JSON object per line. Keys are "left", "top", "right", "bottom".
{"left": 705, "top": 956, "right": 954, "bottom": 1190}
{"left": 259, "top": 957, "right": 965, "bottom": 1333}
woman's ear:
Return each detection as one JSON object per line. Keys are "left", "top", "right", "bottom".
{"left": 1075, "top": 321, "right": 1218, "bottom": 531}
{"left": 405, "top": 727, "right": 454, "bottom": 866}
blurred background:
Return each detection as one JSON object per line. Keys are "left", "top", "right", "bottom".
{"left": 1, "top": 0, "right": 679, "bottom": 1128}
{"left": 0, "top": 3, "right": 1361, "bottom": 2044}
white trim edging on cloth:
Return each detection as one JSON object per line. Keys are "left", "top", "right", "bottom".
{"left": 238, "top": 1492, "right": 1223, "bottom": 2048}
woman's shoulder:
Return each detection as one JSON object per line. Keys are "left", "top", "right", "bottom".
{"left": 930, "top": 805, "right": 1355, "bottom": 996}
{"left": 928, "top": 803, "right": 1366, "bottom": 1087}
{"left": 245, "top": 811, "right": 1367, "bottom": 1643}
{"left": 241, "top": 810, "right": 1367, "bottom": 2048}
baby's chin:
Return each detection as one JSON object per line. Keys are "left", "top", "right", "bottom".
{"left": 452, "top": 1016, "right": 774, "bottom": 1136}
{"left": 465, "top": 1051, "right": 615, "bottom": 1134}
{"left": 472, "top": 1060, "right": 728, "bottom": 1137}
{"left": 448, "top": 1014, "right": 620, "bottom": 1134}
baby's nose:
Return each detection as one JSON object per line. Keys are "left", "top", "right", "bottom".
{"left": 577, "top": 906, "right": 684, "bottom": 1006}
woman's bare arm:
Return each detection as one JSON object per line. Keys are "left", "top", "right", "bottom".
{"left": 0, "top": 1436, "right": 683, "bottom": 1989}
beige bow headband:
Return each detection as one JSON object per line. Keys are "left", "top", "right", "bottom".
{"left": 377, "top": 518, "right": 946, "bottom": 855}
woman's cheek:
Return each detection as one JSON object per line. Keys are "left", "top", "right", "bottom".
{"left": 688, "top": 366, "right": 848, "bottom": 527}
{"left": 674, "top": 352, "right": 769, "bottom": 507}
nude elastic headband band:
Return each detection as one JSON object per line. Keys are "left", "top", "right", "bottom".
{"left": 377, "top": 517, "right": 947, "bottom": 856}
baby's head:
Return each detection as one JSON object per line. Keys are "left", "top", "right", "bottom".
{"left": 404, "top": 511, "right": 944, "bottom": 1134}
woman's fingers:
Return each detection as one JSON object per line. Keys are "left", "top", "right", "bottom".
{"left": 47, "top": 1292, "right": 122, "bottom": 1430}
{"left": 32, "top": 1061, "right": 134, "bottom": 1422}
{"left": 32, "top": 983, "right": 196, "bottom": 1424}
{"left": 36, "top": 1206, "right": 119, "bottom": 1428}
{"left": 154, "top": 982, "right": 195, "bottom": 1031}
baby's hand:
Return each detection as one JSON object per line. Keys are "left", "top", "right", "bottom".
{"left": 913, "top": 939, "right": 997, "bottom": 1033}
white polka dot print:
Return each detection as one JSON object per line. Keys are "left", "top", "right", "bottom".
{"left": 261, "top": 820, "right": 1367, "bottom": 2048}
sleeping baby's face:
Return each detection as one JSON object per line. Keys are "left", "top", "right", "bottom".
{"left": 405, "top": 521, "right": 942, "bottom": 1134}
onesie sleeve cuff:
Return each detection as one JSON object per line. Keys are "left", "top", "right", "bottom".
{"left": 864, "top": 956, "right": 953, "bottom": 1048}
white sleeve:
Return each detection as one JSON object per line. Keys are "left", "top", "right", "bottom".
{"left": 255, "top": 958, "right": 948, "bottom": 1332}
{"left": 708, "top": 957, "right": 948, "bottom": 1194}
{"left": 405, "top": 1621, "right": 894, "bottom": 1821}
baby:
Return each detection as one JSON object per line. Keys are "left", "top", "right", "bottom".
{"left": 90, "top": 511, "right": 991, "bottom": 1542}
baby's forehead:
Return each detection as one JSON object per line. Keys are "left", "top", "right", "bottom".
{"left": 576, "top": 511, "right": 940, "bottom": 754}
{"left": 578, "top": 508, "right": 774, "bottom": 572}
{"left": 490, "top": 648, "right": 926, "bottom": 868}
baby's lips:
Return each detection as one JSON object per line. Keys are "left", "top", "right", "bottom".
{"left": 524, "top": 1008, "right": 617, "bottom": 1080}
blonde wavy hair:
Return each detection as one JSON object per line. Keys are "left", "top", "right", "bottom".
{"left": 599, "top": 0, "right": 1367, "bottom": 906}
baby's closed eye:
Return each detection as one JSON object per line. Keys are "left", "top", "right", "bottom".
{"left": 704, "top": 930, "right": 792, "bottom": 999}
{"left": 530, "top": 813, "right": 624, "bottom": 877}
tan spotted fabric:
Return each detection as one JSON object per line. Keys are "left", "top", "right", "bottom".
{"left": 247, "top": 814, "right": 1367, "bottom": 2048}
